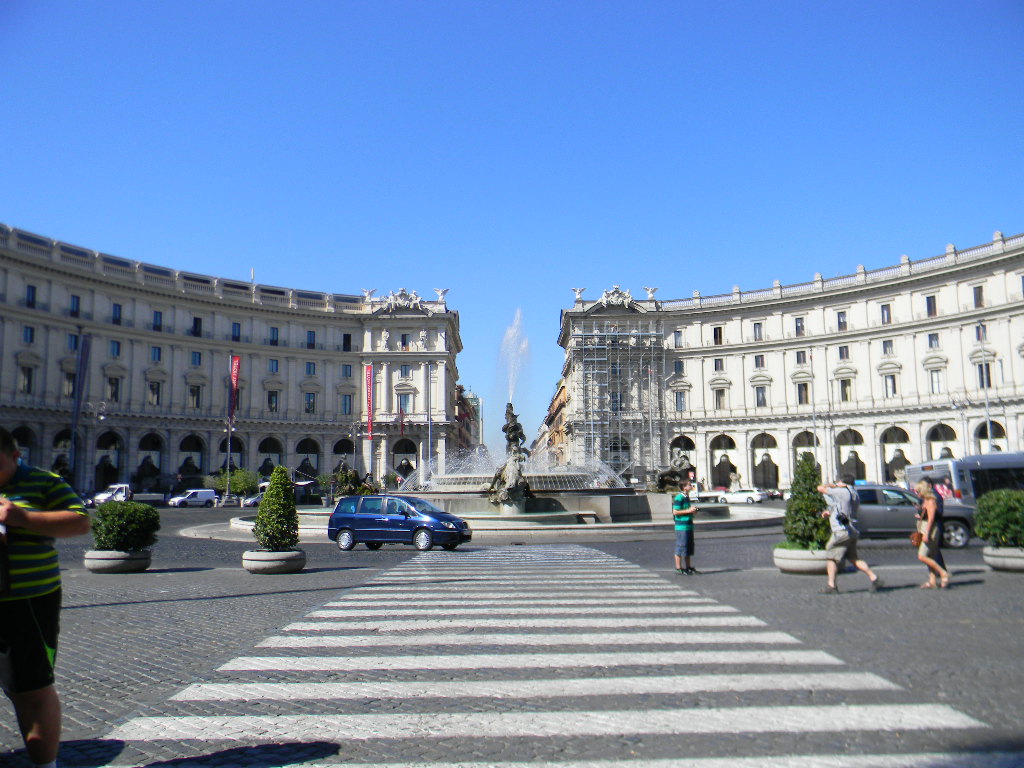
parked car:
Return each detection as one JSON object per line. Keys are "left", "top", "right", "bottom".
{"left": 241, "top": 492, "right": 264, "bottom": 507}
{"left": 167, "top": 488, "right": 217, "bottom": 508}
{"left": 852, "top": 483, "right": 974, "bottom": 549}
{"left": 327, "top": 494, "right": 472, "bottom": 552}
{"left": 717, "top": 488, "right": 769, "bottom": 504}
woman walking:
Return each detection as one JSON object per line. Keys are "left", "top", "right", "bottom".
{"left": 914, "top": 480, "right": 950, "bottom": 589}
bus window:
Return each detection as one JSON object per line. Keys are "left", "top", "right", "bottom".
{"left": 969, "top": 467, "right": 1024, "bottom": 497}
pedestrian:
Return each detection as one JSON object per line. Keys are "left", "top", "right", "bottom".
{"left": 920, "top": 477, "right": 947, "bottom": 573}
{"left": 0, "top": 426, "right": 91, "bottom": 768}
{"left": 913, "top": 480, "right": 950, "bottom": 589}
{"left": 672, "top": 481, "right": 699, "bottom": 574}
{"left": 818, "top": 475, "right": 882, "bottom": 594}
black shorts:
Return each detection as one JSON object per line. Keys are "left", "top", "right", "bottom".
{"left": 0, "top": 589, "right": 62, "bottom": 694}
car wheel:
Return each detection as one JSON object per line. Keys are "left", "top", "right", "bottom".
{"left": 942, "top": 520, "right": 971, "bottom": 549}
{"left": 204, "top": 500, "right": 214, "bottom": 507}
{"left": 413, "top": 528, "right": 433, "bottom": 551}
{"left": 365, "top": 542, "right": 383, "bottom": 550}
{"left": 719, "top": 497, "right": 728, "bottom": 503}
{"left": 441, "top": 543, "right": 459, "bottom": 551}
{"left": 745, "top": 497, "right": 754, "bottom": 504}
{"left": 335, "top": 529, "right": 355, "bottom": 551}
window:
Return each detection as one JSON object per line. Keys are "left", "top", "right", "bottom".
{"left": 930, "top": 370, "right": 943, "bottom": 395}
{"left": 713, "top": 358, "right": 724, "bottom": 372}
{"left": 153, "top": 310, "right": 163, "bottom": 332}
{"left": 70, "top": 294, "right": 80, "bottom": 317}
{"left": 925, "top": 295, "right": 937, "bottom": 318}
{"left": 838, "top": 345, "right": 849, "bottom": 361}
{"left": 713, "top": 388, "right": 726, "bottom": 410}
{"left": 673, "top": 360, "right": 684, "bottom": 375}
{"left": 304, "top": 392, "right": 317, "bottom": 413}
{"left": 928, "top": 333, "right": 940, "bottom": 349}
{"left": 67, "top": 333, "right": 79, "bottom": 351}
{"left": 231, "top": 322, "right": 241, "bottom": 342}
{"left": 62, "top": 372, "right": 76, "bottom": 398}
{"left": 880, "top": 303, "right": 891, "bottom": 325}
{"left": 342, "top": 333, "right": 352, "bottom": 352}
{"left": 796, "top": 382, "right": 809, "bottom": 405}
{"left": 269, "top": 326, "right": 279, "bottom": 346}
{"left": 836, "top": 311, "right": 847, "bottom": 332}
{"left": 839, "top": 378, "right": 852, "bottom": 402}
{"left": 342, "top": 364, "right": 353, "bottom": 378}
{"left": 884, "top": 374, "right": 898, "bottom": 398}
{"left": 794, "top": 317, "right": 805, "bottom": 337}
{"left": 398, "top": 393, "right": 411, "bottom": 413}
{"left": 400, "top": 333, "right": 411, "bottom": 350}
{"left": 147, "top": 381, "right": 161, "bottom": 406}
{"left": 341, "top": 393, "right": 353, "bottom": 415}
{"left": 754, "top": 385, "right": 767, "bottom": 407}
{"left": 977, "top": 362, "right": 992, "bottom": 389}
{"left": 267, "top": 390, "right": 280, "bottom": 412}
{"left": 610, "top": 391, "right": 623, "bottom": 412}
{"left": 151, "top": 345, "right": 162, "bottom": 363}
{"left": 713, "top": 326, "right": 724, "bottom": 345}
{"left": 973, "top": 285, "right": 984, "bottom": 308}
{"left": 610, "top": 364, "right": 621, "bottom": 377}
{"left": 882, "top": 339, "right": 894, "bottom": 356}
{"left": 305, "top": 361, "right": 316, "bottom": 376}
{"left": 188, "top": 385, "right": 202, "bottom": 409}
{"left": 191, "top": 351, "right": 202, "bottom": 367}
{"left": 106, "top": 377, "right": 121, "bottom": 403}
{"left": 754, "top": 354, "right": 765, "bottom": 369}
{"left": 673, "top": 330, "right": 683, "bottom": 348}
{"left": 400, "top": 364, "right": 412, "bottom": 378}
{"left": 674, "top": 391, "right": 686, "bottom": 411}
{"left": 18, "top": 366, "right": 34, "bottom": 394}
{"left": 795, "top": 350, "right": 807, "bottom": 365}
{"left": 307, "top": 330, "right": 316, "bottom": 349}
{"left": 976, "top": 323, "right": 987, "bottom": 342}
{"left": 22, "top": 326, "right": 35, "bottom": 344}
{"left": 110, "top": 340, "right": 121, "bottom": 358}
{"left": 26, "top": 285, "right": 36, "bottom": 308}
{"left": 190, "top": 317, "right": 202, "bottom": 337}
{"left": 268, "top": 358, "right": 279, "bottom": 374}
{"left": 752, "top": 322, "right": 763, "bottom": 341}
{"left": 112, "top": 303, "right": 122, "bottom": 325}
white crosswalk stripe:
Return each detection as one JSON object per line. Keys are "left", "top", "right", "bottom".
{"left": 101, "top": 544, "right": 994, "bottom": 767}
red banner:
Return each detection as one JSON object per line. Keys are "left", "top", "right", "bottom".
{"left": 228, "top": 355, "right": 241, "bottom": 420}
{"left": 365, "top": 364, "right": 373, "bottom": 440}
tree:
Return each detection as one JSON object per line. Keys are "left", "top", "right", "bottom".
{"left": 204, "top": 468, "right": 260, "bottom": 497}
{"left": 782, "top": 451, "right": 829, "bottom": 549}
{"left": 252, "top": 465, "right": 299, "bottom": 551}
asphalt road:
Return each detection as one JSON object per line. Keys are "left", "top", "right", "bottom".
{"left": 1, "top": 506, "right": 1021, "bottom": 767}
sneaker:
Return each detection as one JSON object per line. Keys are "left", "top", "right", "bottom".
{"left": 677, "top": 568, "right": 686, "bottom": 575}
{"left": 684, "top": 567, "right": 698, "bottom": 575}
{"left": 820, "top": 585, "right": 838, "bottom": 594}
{"left": 869, "top": 577, "right": 883, "bottom": 593}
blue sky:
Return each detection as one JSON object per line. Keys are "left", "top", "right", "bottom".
{"left": 2, "top": 1, "right": 1022, "bottom": 451}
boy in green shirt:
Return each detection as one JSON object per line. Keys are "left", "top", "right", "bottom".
{"left": 672, "top": 481, "right": 699, "bottom": 574}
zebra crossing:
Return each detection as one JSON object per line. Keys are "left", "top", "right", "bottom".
{"left": 97, "top": 544, "right": 1003, "bottom": 767}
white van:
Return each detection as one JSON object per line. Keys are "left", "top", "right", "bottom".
{"left": 167, "top": 488, "right": 217, "bottom": 508}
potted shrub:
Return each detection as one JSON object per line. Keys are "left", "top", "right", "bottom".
{"left": 773, "top": 452, "right": 831, "bottom": 574}
{"left": 84, "top": 500, "right": 161, "bottom": 573}
{"left": 975, "top": 489, "right": 1024, "bottom": 572}
{"left": 243, "top": 465, "right": 306, "bottom": 574}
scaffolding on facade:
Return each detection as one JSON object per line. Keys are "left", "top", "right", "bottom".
{"left": 568, "top": 317, "right": 666, "bottom": 479}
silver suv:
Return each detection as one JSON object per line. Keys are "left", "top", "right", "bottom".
{"left": 852, "top": 483, "right": 974, "bottom": 549}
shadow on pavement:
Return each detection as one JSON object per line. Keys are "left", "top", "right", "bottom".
{"left": 54, "top": 739, "right": 339, "bottom": 768}
{"left": 63, "top": 584, "right": 360, "bottom": 610}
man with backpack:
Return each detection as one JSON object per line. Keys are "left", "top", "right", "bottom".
{"left": 818, "top": 474, "right": 882, "bottom": 594}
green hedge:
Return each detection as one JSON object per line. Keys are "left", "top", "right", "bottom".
{"left": 974, "top": 489, "right": 1024, "bottom": 548}
{"left": 782, "top": 452, "right": 829, "bottom": 549}
{"left": 252, "top": 465, "right": 299, "bottom": 551}
{"left": 91, "top": 501, "right": 161, "bottom": 551}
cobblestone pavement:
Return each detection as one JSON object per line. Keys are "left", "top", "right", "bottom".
{"left": 3, "top": 538, "right": 1022, "bottom": 768}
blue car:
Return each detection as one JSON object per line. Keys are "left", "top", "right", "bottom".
{"left": 327, "top": 494, "right": 472, "bottom": 552}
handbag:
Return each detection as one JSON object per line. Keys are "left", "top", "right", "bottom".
{"left": 910, "top": 531, "right": 924, "bottom": 547}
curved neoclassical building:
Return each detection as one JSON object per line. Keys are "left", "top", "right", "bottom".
{"left": 0, "top": 224, "right": 469, "bottom": 494}
{"left": 555, "top": 231, "right": 1024, "bottom": 489}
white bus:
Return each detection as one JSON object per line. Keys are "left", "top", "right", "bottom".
{"left": 905, "top": 452, "right": 1024, "bottom": 507}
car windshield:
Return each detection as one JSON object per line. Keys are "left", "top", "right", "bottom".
{"left": 406, "top": 498, "right": 445, "bottom": 516}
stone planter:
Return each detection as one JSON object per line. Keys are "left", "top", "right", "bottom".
{"left": 242, "top": 549, "right": 307, "bottom": 574}
{"left": 773, "top": 547, "right": 831, "bottom": 575}
{"left": 84, "top": 549, "right": 152, "bottom": 574}
{"left": 982, "top": 546, "right": 1024, "bottom": 572}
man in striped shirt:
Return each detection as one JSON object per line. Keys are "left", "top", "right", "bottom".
{"left": 0, "top": 426, "right": 90, "bottom": 768}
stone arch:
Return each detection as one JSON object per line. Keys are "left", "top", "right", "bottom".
{"left": 880, "top": 426, "right": 912, "bottom": 483}
{"left": 791, "top": 431, "right": 821, "bottom": 476}
{"left": 295, "top": 438, "right": 321, "bottom": 480}
{"left": 709, "top": 435, "right": 737, "bottom": 490}
{"left": 95, "top": 430, "right": 124, "bottom": 489}
{"left": 218, "top": 435, "right": 245, "bottom": 472}
{"left": 51, "top": 429, "right": 73, "bottom": 482}
{"left": 926, "top": 423, "right": 958, "bottom": 460}
{"left": 11, "top": 426, "right": 37, "bottom": 464}
{"left": 256, "top": 436, "right": 283, "bottom": 478}
{"left": 134, "top": 432, "right": 165, "bottom": 492}
{"left": 178, "top": 434, "right": 206, "bottom": 479}
{"left": 975, "top": 420, "right": 1007, "bottom": 453}
{"left": 834, "top": 429, "right": 866, "bottom": 482}
{"left": 750, "top": 433, "right": 780, "bottom": 490}
{"left": 332, "top": 439, "right": 356, "bottom": 473}
{"left": 392, "top": 438, "right": 417, "bottom": 477}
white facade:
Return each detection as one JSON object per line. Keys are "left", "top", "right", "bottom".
{"left": 558, "top": 231, "right": 1024, "bottom": 489}
{"left": 0, "top": 224, "right": 467, "bottom": 494}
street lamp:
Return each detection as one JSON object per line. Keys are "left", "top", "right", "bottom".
{"left": 223, "top": 420, "right": 236, "bottom": 505}
{"left": 976, "top": 321, "right": 994, "bottom": 453}
{"left": 949, "top": 395, "right": 971, "bottom": 458}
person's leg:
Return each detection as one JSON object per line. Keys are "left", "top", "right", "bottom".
{"left": 684, "top": 530, "right": 695, "bottom": 573}
{"left": 10, "top": 685, "right": 61, "bottom": 764}
{"left": 825, "top": 559, "right": 838, "bottom": 589}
